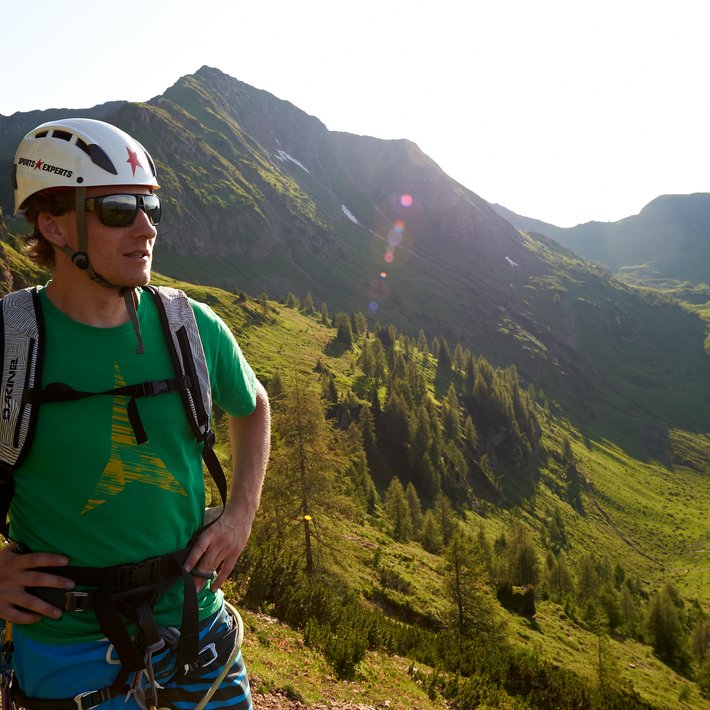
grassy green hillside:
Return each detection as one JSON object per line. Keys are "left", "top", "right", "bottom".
{"left": 0, "top": 231, "right": 707, "bottom": 706}
{"left": 148, "top": 273, "right": 709, "bottom": 709}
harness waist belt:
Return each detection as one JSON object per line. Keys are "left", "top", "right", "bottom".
{"left": 32, "top": 548, "right": 190, "bottom": 594}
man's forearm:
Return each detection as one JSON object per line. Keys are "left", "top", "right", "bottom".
{"left": 228, "top": 381, "right": 271, "bottom": 523}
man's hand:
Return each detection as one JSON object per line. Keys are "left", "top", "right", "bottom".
{"left": 185, "top": 382, "right": 270, "bottom": 592}
{"left": 0, "top": 543, "right": 74, "bottom": 623}
{"left": 184, "top": 501, "right": 254, "bottom": 591}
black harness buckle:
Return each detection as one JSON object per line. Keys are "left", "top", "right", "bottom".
{"left": 64, "top": 591, "right": 92, "bottom": 612}
{"left": 139, "top": 379, "right": 170, "bottom": 397}
{"left": 73, "top": 687, "right": 112, "bottom": 710}
{"left": 115, "top": 556, "right": 165, "bottom": 589}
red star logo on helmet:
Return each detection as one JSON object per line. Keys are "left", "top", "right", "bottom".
{"left": 126, "top": 147, "right": 143, "bottom": 176}
{"left": 34, "top": 160, "right": 44, "bottom": 170}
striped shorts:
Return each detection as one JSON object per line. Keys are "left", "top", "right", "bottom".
{"left": 11, "top": 601, "right": 252, "bottom": 709}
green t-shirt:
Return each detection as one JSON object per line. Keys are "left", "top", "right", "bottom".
{"left": 9, "top": 286, "right": 257, "bottom": 642}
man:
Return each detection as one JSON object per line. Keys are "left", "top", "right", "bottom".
{"left": 0, "top": 118, "right": 270, "bottom": 708}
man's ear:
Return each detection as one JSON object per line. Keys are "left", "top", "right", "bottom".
{"left": 37, "top": 212, "right": 68, "bottom": 247}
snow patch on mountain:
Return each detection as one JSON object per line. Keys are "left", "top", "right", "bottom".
{"left": 341, "top": 205, "right": 358, "bottom": 224}
{"left": 274, "top": 150, "right": 310, "bottom": 173}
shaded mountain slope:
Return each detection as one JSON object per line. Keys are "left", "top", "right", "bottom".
{"left": 493, "top": 194, "right": 710, "bottom": 286}
{"left": 1, "top": 66, "right": 708, "bottom": 457}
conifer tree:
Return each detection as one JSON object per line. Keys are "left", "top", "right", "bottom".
{"left": 620, "top": 584, "right": 643, "bottom": 639}
{"left": 384, "top": 477, "right": 412, "bottom": 541}
{"left": 453, "top": 343, "right": 466, "bottom": 373}
{"left": 321, "top": 372, "right": 338, "bottom": 404}
{"left": 405, "top": 482, "right": 423, "bottom": 533}
{"left": 443, "top": 530, "right": 499, "bottom": 639}
{"left": 543, "top": 552, "right": 574, "bottom": 602}
{"left": 442, "top": 383, "right": 462, "bottom": 440}
{"left": 420, "top": 509, "right": 443, "bottom": 553}
{"left": 692, "top": 616, "right": 710, "bottom": 663}
{"left": 383, "top": 390, "right": 411, "bottom": 451}
{"left": 476, "top": 526, "right": 493, "bottom": 574}
{"left": 405, "top": 360, "right": 426, "bottom": 402}
{"left": 442, "top": 440, "right": 468, "bottom": 504}
{"left": 576, "top": 553, "right": 600, "bottom": 603}
{"left": 547, "top": 506, "right": 567, "bottom": 553}
{"left": 507, "top": 523, "right": 539, "bottom": 587}
{"left": 302, "top": 292, "right": 315, "bottom": 314}
{"left": 352, "top": 312, "right": 368, "bottom": 340}
{"left": 463, "top": 415, "right": 478, "bottom": 457}
{"left": 258, "top": 291, "right": 269, "bottom": 316}
{"left": 358, "top": 340, "right": 375, "bottom": 380}
{"left": 645, "top": 584, "right": 690, "bottom": 671}
{"left": 371, "top": 338, "right": 388, "bottom": 382}
{"left": 417, "top": 329, "right": 429, "bottom": 356}
{"left": 335, "top": 313, "right": 354, "bottom": 346}
{"left": 391, "top": 351, "right": 406, "bottom": 381}
{"left": 463, "top": 351, "right": 475, "bottom": 395}
{"left": 436, "top": 338, "right": 452, "bottom": 378}
{"left": 349, "top": 451, "right": 378, "bottom": 515}
{"left": 412, "top": 405, "right": 433, "bottom": 465}
{"left": 433, "top": 492, "right": 457, "bottom": 546}
{"left": 262, "top": 376, "right": 351, "bottom": 576}
{"left": 359, "top": 406, "right": 377, "bottom": 460}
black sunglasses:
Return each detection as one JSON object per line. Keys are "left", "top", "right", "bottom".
{"left": 84, "top": 193, "right": 161, "bottom": 227}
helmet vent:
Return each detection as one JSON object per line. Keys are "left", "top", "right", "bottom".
{"left": 53, "top": 130, "right": 72, "bottom": 142}
{"left": 35, "top": 131, "right": 49, "bottom": 138}
{"left": 88, "top": 143, "right": 118, "bottom": 175}
{"left": 145, "top": 151, "right": 157, "bottom": 178}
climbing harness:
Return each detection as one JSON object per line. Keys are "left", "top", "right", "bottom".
{"left": 7, "top": 603, "right": 244, "bottom": 709}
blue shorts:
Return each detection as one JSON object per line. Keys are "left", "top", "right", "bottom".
{"left": 11, "top": 601, "right": 252, "bottom": 709}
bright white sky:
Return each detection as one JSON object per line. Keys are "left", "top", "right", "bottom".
{"left": 3, "top": 0, "right": 709, "bottom": 227}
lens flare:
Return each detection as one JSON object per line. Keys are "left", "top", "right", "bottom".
{"left": 380, "top": 271, "right": 387, "bottom": 279}
{"left": 388, "top": 220, "right": 405, "bottom": 247}
{"left": 384, "top": 250, "right": 395, "bottom": 264}
{"left": 369, "top": 301, "right": 378, "bottom": 312}
{"left": 400, "top": 194, "right": 413, "bottom": 207}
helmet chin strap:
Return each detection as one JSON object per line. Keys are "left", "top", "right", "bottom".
{"left": 59, "top": 186, "right": 145, "bottom": 354}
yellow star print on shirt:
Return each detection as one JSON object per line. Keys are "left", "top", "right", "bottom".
{"left": 82, "top": 363, "right": 187, "bottom": 513}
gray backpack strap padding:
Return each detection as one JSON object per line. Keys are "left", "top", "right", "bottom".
{"left": 149, "top": 286, "right": 212, "bottom": 437}
{"left": 147, "top": 286, "right": 227, "bottom": 516}
{"left": 0, "top": 288, "right": 43, "bottom": 470}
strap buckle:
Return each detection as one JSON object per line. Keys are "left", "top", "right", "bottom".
{"left": 64, "top": 591, "right": 92, "bottom": 612}
{"left": 116, "top": 556, "right": 163, "bottom": 588}
{"left": 140, "top": 379, "right": 170, "bottom": 397}
{"left": 74, "top": 687, "right": 111, "bottom": 710}
{"left": 197, "top": 641, "right": 218, "bottom": 668}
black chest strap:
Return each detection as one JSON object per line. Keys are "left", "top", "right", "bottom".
{"left": 27, "top": 376, "right": 191, "bottom": 446}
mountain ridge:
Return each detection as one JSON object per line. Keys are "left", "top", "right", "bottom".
{"left": 1, "top": 66, "right": 708, "bottom": 457}
{"left": 492, "top": 194, "right": 710, "bottom": 286}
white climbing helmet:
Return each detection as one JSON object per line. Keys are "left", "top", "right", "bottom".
{"left": 13, "top": 118, "right": 160, "bottom": 213}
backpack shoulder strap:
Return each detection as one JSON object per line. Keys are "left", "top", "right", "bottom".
{"left": 146, "top": 286, "right": 212, "bottom": 436}
{"left": 145, "top": 286, "right": 227, "bottom": 515}
{"left": 0, "top": 287, "right": 44, "bottom": 538}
